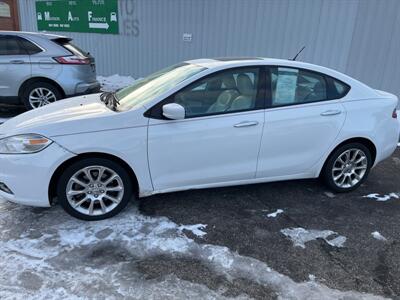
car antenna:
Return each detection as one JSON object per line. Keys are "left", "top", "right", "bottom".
{"left": 291, "top": 46, "right": 305, "bottom": 61}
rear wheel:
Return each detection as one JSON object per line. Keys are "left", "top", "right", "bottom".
{"left": 21, "top": 81, "right": 62, "bottom": 110}
{"left": 57, "top": 158, "right": 133, "bottom": 221}
{"left": 322, "top": 143, "right": 372, "bottom": 192}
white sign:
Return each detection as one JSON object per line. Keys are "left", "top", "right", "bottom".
{"left": 183, "top": 33, "right": 192, "bottom": 42}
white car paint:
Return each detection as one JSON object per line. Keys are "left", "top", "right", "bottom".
{"left": 0, "top": 58, "right": 398, "bottom": 208}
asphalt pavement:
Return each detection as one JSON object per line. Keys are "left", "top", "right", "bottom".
{"left": 0, "top": 103, "right": 399, "bottom": 299}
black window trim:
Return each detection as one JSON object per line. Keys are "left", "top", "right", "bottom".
{"left": 145, "top": 65, "right": 267, "bottom": 120}
{"left": 265, "top": 65, "right": 351, "bottom": 109}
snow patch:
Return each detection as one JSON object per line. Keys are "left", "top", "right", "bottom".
{"left": 309, "top": 274, "right": 316, "bottom": 281}
{"left": 0, "top": 203, "right": 381, "bottom": 299}
{"left": 178, "top": 224, "right": 207, "bottom": 237}
{"left": 281, "top": 227, "right": 347, "bottom": 249}
{"left": 363, "top": 193, "right": 399, "bottom": 202}
{"left": 324, "top": 191, "right": 336, "bottom": 198}
{"left": 267, "top": 209, "right": 284, "bottom": 218}
{"left": 97, "top": 74, "right": 136, "bottom": 92}
{"left": 371, "top": 231, "right": 387, "bottom": 241}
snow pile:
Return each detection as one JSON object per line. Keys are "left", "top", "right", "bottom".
{"left": 281, "top": 227, "right": 347, "bottom": 249}
{"left": 371, "top": 231, "right": 387, "bottom": 241}
{"left": 0, "top": 202, "right": 382, "bottom": 299}
{"left": 97, "top": 74, "right": 136, "bottom": 92}
{"left": 363, "top": 193, "right": 399, "bottom": 202}
{"left": 267, "top": 209, "right": 284, "bottom": 218}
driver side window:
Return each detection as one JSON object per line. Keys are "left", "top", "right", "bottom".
{"left": 170, "top": 67, "right": 260, "bottom": 118}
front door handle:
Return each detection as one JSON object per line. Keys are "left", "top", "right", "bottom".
{"left": 234, "top": 121, "right": 259, "bottom": 128}
{"left": 321, "top": 110, "right": 342, "bottom": 116}
{"left": 9, "top": 60, "right": 25, "bottom": 64}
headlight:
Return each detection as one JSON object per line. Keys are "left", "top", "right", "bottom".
{"left": 0, "top": 134, "right": 53, "bottom": 154}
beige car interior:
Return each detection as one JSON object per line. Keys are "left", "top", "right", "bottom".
{"left": 207, "top": 73, "right": 256, "bottom": 113}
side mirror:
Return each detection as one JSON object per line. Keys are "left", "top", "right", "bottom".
{"left": 162, "top": 103, "right": 185, "bottom": 120}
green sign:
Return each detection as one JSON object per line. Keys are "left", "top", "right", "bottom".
{"left": 36, "top": 0, "right": 119, "bottom": 34}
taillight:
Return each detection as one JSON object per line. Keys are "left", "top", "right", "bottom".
{"left": 393, "top": 109, "right": 398, "bottom": 119}
{"left": 53, "top": 55, "right": 90, "bottom": 65}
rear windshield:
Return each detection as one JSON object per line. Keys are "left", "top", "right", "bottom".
{"left": 53, "top": 38, "right": 88, "bottom": 57}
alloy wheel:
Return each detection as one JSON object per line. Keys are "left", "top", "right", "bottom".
{"left": 331, "top": 148, "right": 368, "bottom": 188}
{"left": 66, "top": 166, "right": 125, "bottom": 217}
{"left": 29, "top": 87, "right": 57, "bottom": 108}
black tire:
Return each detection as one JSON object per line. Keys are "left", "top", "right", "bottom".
{"left": 321, "top": 143, "right": 372, "bottom": 193}
{"left": 21, "top": 81, "right": 62, "bottom": 110}
{"left": 57, "top": 158, "right": 133, "bottom": 221}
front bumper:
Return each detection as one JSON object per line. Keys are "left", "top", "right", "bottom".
{"left": 0, "top": 143, "right": 75, "bottom": 207}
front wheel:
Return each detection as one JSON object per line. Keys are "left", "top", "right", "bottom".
{"left": 322, "top": 143, "right": 372, "bottom": 193}
{"left": 57, "top": 158, "right": 133, "bottom": 221}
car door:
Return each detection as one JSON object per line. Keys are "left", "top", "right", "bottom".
{"left": 147, "top": 66, "right": 265, "bottom": 191}
{"left": 256, "top": 66, "right": 347, "bottom": 178}
{"left": 0, "top": 35, "right": 32, "bottom": 98}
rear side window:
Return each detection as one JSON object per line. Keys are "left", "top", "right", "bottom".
{"left": 0, "top": 35, "right": 26, "bottom": 55}
{"left": 271, "top": 67, "right": 328, "bottom": 106}
{"left": 18, "top": 37, "right": 42, "bottom": 55}
{"left": 269, "top": 67, "right": 350, "bottom": 107}
{"left": 0, "top": 36, "right": 41, "bottom": 55}
{"left": 331, "top": 79, "right": 350, "bottom": 98}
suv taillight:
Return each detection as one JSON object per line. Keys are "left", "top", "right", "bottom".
{"left": 53, "top": 55, "right": 90, "bottom": 65}
{"left": 393, "top": 109, "right": 398, "bottom": 119}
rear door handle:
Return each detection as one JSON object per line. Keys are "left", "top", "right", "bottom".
{"left": 321, "top": 110, "right": 342, "bottom": 116}
{"left": 9, "top": 60, "right": 25, "bottom": 64}
{"left": 234, "top": 121, "right": 259, "bottom": 128}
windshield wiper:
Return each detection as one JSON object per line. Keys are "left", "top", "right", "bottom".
{"left": 100, "top": 92, "right": 120, "bottom": 111}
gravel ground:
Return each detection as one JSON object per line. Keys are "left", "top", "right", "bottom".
{"left": 0, "top": 142, "right": 399, "bottom": 299}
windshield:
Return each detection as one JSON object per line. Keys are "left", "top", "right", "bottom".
{"left": 115, "top": 63, "right": 206, "bottom": 111}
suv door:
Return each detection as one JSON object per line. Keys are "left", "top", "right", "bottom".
{"left": 0, "top": 35, "right": 32, "bottom": 100}
{"left": 256, "top": 66, "right": 348, "bottom": 178}
{"left": 147, "top": 66, "right": 265, "bottom": 191}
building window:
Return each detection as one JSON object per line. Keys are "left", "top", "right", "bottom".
{"left": 0, "top": 2, "right": 11, "bottom": 18}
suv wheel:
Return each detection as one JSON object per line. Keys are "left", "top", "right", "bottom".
{"left": 21, "top": 81, "right": 62, "bottom": 110}
{"left": 322, "top": 143, "right": 372, "bottom": 193}
{"left": 57, "top": 158, "right": 133, "bottom": 221}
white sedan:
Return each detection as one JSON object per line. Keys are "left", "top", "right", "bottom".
{"left": 0, "top": 58, "right": 398, "bottom": 220}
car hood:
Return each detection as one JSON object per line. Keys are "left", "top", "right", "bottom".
{"left": 0, "top": 94, "right": 147, "bottom": 137}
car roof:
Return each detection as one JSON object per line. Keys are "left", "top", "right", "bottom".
{"left": 186, "top": 57, "right": 350, "bottom": 82}
{"left": 186, "top": 57, "right": 321, "bottom": 69}
{"left": 0, "top": 30, "right": 69, "bottom": 40}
